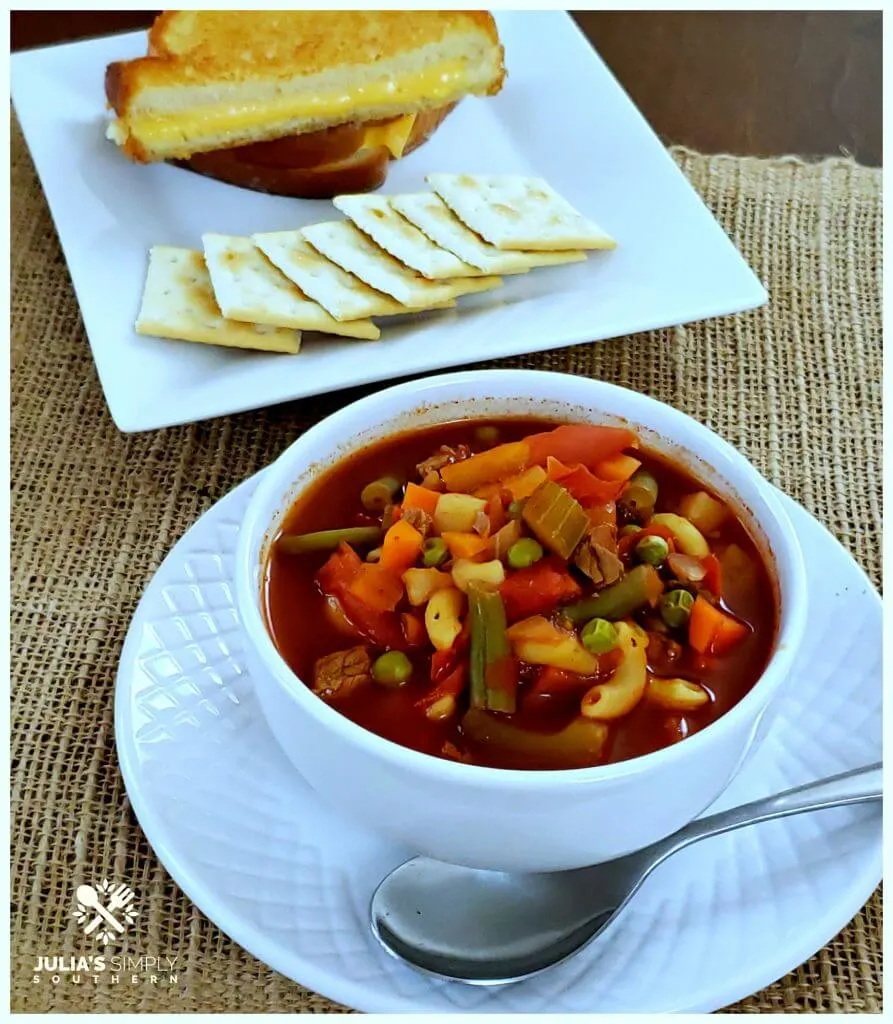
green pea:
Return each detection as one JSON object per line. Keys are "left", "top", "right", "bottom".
{"left": 620, "top": 524, "right": 642, "bottom": 537}
{"left": 507, "top": 500, "right": 526, "bottom": 521}
{"left": 422, "top": 537, "right": 449, "bottom": 567}
{"left": 659, "top": 589, "right": 695, "bottom": 629}
{"left": 474, "top": 424, "right": 501, "bottom": 447}
{"left": 361, "top": 476, "right": 402, "bottom": 513}
{"left": 372, "top": 651, "right": 413, "bottom": 688}
{"left": 581, "top": 618, "right": 618, "bottom": 654}
{"left": 636, "top": 535, "right": 670, "bottom": 566}
{"left": 507, "top": 537, "right": 544, "bottom": 570}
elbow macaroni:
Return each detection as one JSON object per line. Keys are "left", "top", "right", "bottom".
{"left": 649, "top": 513, "right": 710, "bottom": 557}
{"left": 645, "top": 676, "right": 710, "bottom": 711}
{"left": 580, "top": 621, "right": 648, "bottom": 720}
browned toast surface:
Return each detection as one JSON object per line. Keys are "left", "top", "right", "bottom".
{"left": 107, "top": 10, "right": 504, "bottom": 113}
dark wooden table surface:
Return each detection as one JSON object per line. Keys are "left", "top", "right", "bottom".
{"left": 10, "top": 10, "right": 881, "bottom": 164}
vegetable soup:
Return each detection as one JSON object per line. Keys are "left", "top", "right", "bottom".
{"left": 263, "top": 419, "right": 777, "bottom": 770}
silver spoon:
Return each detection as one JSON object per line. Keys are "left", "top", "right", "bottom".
{"left": 371, "top": 762, "right": 881, "bottom": 985}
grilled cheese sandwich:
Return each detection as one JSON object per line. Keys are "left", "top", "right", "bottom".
{"left": 105, "top": 11, "right": 505, "bottom": 197}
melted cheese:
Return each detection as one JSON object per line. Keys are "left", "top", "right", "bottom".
{"left": 121, "top": 61, "right": 465, "bottom": 149}
{"left": 361, "top": 114, "right": 416, "bottom": 159}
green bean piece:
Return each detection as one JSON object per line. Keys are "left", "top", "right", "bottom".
{"left": 507, "top": 500, "right": 526, "bottom": 521}
{"left": 629, "top": 469, "right": 659, "bottom": 502}
{"left": 468, "top": 585, "right": 516, "bottom": 713}
{"left": 581, "top": 617, "right": 619, "bottom": 654}
{"left": 619, "top": 469, "right": 660, "bottom": 517}
{"left": 422, "top": 537, "right": 449, "bottom": 567}
{"left": 372, "top": 651, "right": 413, "bottom": 688}
{"left": 360, "top": 476, "right": 402, "bottom": 513}
{"left": 278, "top": 525, "right": 382, "bottom": 555}
{"left": 507, "top": 537, "right": 544, "bottom": 570}
{"left": 461, "top": 708, "right": 608, "bottom": 769}
{"left": 659, "top": 589, "right": 695, "bottom": 629}
{"left": 564, "top": 564, "right": 664, "bottom": 623}
{"left": 635, "top": 535, "right": 670, "bottom": 566}
{"left": 620, "top": 524, "right": 642, "bottom": 537}
{"left": 474, "top": 424, "right": 501, "bottom": 448}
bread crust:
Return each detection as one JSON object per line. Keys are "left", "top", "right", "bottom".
{"left": 179, "top": 145, "right": 392, "bottom": 200}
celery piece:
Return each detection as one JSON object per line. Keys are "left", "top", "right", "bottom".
{"left": 521, "top": 479, "right": 589, "bottom": 560}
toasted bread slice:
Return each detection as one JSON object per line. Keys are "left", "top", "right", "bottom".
{"left": 106, "top": 11, "right": 505, "bottom": 161}
{"left": 302, "top": 220, "right": 502, "bottom": 306}
{"left": 183, "top": 143, "right": 392, "bottom": 200}
{"left": 202, "top": 234, "right": 379, "bottom": 339}
{"left": 136, "top": 247, "right": 300, "bottom": 353}
{"left": 333, "top": 193, "right": 484, "bottom": 280}
{"left": 391, "top": 193, "right": 588, "bottom": 274}
{"left": 427, "top": 174, "right": 616, "bottom": 251}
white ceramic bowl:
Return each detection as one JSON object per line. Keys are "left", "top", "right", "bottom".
{"left": 235, "top": 370, "right": 807, "bottom": 872}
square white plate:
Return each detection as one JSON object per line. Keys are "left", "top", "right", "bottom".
{"left": 12, "top": 11, "right": 766, "bottom": 433}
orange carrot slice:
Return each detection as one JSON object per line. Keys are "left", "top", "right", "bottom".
{"left": 403, "top": 482, "right": 440, "bottom": 515}
{"left": 594, "top": 453, "right": 642, "bottom": 482}
{"left": 379, "top": 519, "right": 424, "bottom": 575}
{"left": 441, "top": 531, "right": 490, "bottom": 560}
{"left": 441, "top": 441, "right": 530, "bottom": 493}
{"left": 689, "top": 595, "right": 748, "bottom": 654}
{"left": 348, "top": 564, "right": 404, "bottom": 612}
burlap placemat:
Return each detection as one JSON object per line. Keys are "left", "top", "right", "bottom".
{"left": 11, "top": 112, "right": 882, "bottom": 1012}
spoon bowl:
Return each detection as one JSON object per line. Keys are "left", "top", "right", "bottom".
{"left": 371, "top": 856, "right": 643, "bottom": 984}
{"left": 371, "top": 763, "right": 881, "bottom": 985}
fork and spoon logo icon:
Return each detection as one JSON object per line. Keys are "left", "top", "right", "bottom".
{"left": 72, "top": 880, "right": 139, "bottom": 945}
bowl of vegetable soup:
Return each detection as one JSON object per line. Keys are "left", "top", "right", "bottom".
{"left": 235, "top": 370, "right": 807, "bottom": 872}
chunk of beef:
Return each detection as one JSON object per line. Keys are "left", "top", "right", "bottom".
{"left": 590, "top": 523, "right": 617, "bottom": 552}
{"left": 573, "top": 525, "right": 623, "bottom": 587}
{"left": 312, "top": 646, "right": 372, "bottom": 700}
{"left": 401, "top": 507, "right": 434, "bottom": 537}
{"left": 416, "top": 444, "right": 473, "bottom": 479}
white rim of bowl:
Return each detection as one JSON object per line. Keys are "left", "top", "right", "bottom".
{"left": 236, "top": 369, "right": 808, "bottom": 789}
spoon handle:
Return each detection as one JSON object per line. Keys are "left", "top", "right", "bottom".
{"left": 653, "top": 762, "right": 882, "bottom": 864}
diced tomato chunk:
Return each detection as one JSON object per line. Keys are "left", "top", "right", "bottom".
{"left": 317, "top": 542, "right": 363, "bottom": 592}
{"left": 317, "top": 543, "right": 405, "bottom": 648}
{"left": 701, "top": 553, "right": 723, "bottom": 597}
{"left": 415, "top": 663, "right": 468, "bottom": 711}
{"left": 526, "top": 424, "right": 638, "bottom": 469}
{"left": 499, "top": 556, "right": 583, "bottom": 622}
{"left": 545, "top": 457, "right": 623, "bottom": 504}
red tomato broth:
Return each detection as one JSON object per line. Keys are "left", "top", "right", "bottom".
{"left": 262, "top": 419, "right": 777, "bottom": 770}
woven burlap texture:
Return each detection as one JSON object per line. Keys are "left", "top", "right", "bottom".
{"left": 11, "top": 114, "right": 881, "bottom": 1011}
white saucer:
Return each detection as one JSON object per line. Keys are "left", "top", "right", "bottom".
{"left": 115, "top": 472, "right": 881, "bottom": 1012}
